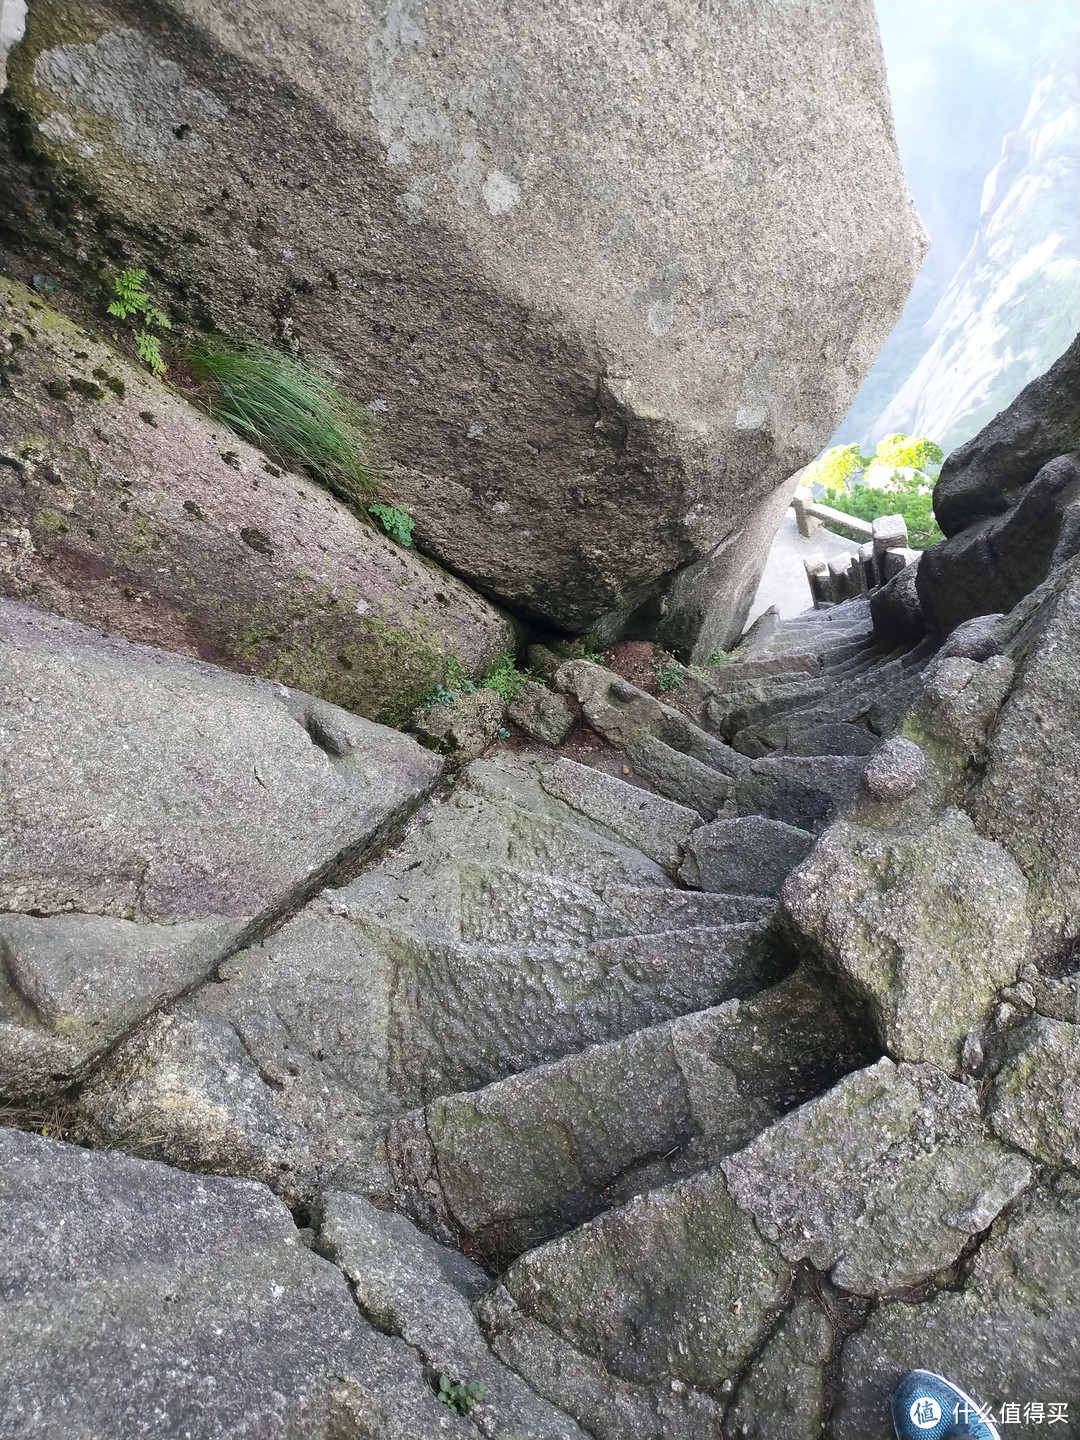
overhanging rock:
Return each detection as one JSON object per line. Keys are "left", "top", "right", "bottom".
{"left": 1, "top": 0, "right": 924, "bottom": 654}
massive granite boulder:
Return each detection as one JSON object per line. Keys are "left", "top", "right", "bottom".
{"left": 0, "top": 275, "right": 513, "bottom": 725}
{"left": 0, "top": 0, "right": 925, "bottom": 655}
{"left": 918, "top": 333, "right": 1080, "bottom": 635}
{"left": 0, "top": 597, "right": 440, "bottom": 1102}
{"left": 0, "top": 1128, "right": 583, "bottom": 1440}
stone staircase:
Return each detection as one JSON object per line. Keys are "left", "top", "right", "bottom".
{"left": 13, "top": 585, "right": 1074, "bottom": 1440}
{"left": 77, "top": 597, "right": 925, "bottom": 1250}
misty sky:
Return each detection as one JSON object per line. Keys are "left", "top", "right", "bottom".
{"left": 832, "top": 0, "right": 1080, "bottom": 443}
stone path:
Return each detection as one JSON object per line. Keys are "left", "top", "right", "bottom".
{"left": 4, "top": 581, "right": 1079, "bottom": 1438}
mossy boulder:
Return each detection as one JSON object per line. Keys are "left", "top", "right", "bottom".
{"left": 781, "top": 807, "right": 1030, "bottom": 1073}
{"left": 0, "top": 0, "right": 923, "bottom": 655}
{"left": 0, "top": 277, "right": 513, "bottom": 725}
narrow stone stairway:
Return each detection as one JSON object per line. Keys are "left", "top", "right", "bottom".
{"left": 12, "top": 585, "right": 1068, "bottom": 1440}
{"left": 77, "top": 594, "right": 926, "bottom": 1256}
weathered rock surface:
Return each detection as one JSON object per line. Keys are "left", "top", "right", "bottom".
{"left": 862, "top": 735, "right": 927, "bottom": 801}
{"left": 0, "top": 0, "right": 924, "bottom": 654}
{"left": 913, "top": 653, "right": 1015, "bottom": 753}
{"left": 1, "top": 598, "right": 439, "bottom": 925}
{"left": 930, "top": 333, "right": 1080, "bottom": 538}
{"left": 870, "top": 556, "right": 926, "bottom": 644}
{"left": 72, "top": 753, "right": 785, "bottom": 1201}
{"left": 541, "top": 757, "right": 701, "bottom": 873}
{"left": 501, "top": 1170, "right": 792, "bottom": 1395}
{"left": 507, "top": 680, "right": 576, "bottom": 746}
{"left": 410, "top": 686, "right": 506, "bottom": 761}
{"left": 917, "top": 334, "right": 1080, "bottom": 634}
{"left": 723, "top": 1299, "right": 835, "bottom": 1440}
{"left": 0, "top": 597, "right": 440, "bottom": 1103}
{"left": 920, "top": 453, "right": 1080, "bottom": 637}
{"left": 988, "top": 1015, "right": 1080, "bottom": 1171}
{"left": 968, "top": 557, "right": 1080, "bottom": 949}
{"left": 0, "top": 277, "right": 513, "bottom": 724}
{"left": 722, "top": 1059, "right": 1031, "bottom": 1295}
{"left": 781, "top": 807, "right": 1030, "bottom": 1072}
{"left": 0, "top": 1128, "right": 470, "bottom": 1440}
{"left": 0, "top": 912, "right": 237, "bottom": 1101}
{"left": 833, "top": 1186, "right": 1080, "bottom": 1439}
{"left": 679, "top": 815, "right": 814, "bottom": 897}
{"left": 317, "top": 1191, "right": 588, "bottom": 1440}
{"left": 391, "top": 968, "right": 874, "bottom": 1258}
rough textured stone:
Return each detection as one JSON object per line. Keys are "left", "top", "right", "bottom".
{"left": 833, "top": 1186, "right": 1080, "bottom": 1439}
{"left": 554, "top": 659, "right": 747, "bottom": 814}
{"left": 0, "top": 0, "right": 924, "bottom": 655}
{"left": 317, "top": 1192, "right": 588, "bottom": 1440}
{"left": 478, "top": 1284, "right": 728, "bottom": 1440}
{"left": 914, "top": 654, "right": 1015, "bottom": 753}
{"left": 723, "top": 1299, "right": 834, "bottom": 1440}
{"left": 737, "top": 754, "right": 867, "bottom": 833}
{"left": 410, "top": 686, "right": 505, "bottom": 761}
{"left": 502, "top": 1169, "right": 791, "bottom": 1393}
{"left": 1, "top": 597, "right": 440, "bottom": 925}
{"left": 541, "top": 758, "right": 701, "bottom": 872}
{"left": 919, "top": 453, "right": 1080, "bottom": 636}
{"left": 722, "top": 1059, "right": 1032, "bottom": 1296}
{"left": 929, "top": 333, "right": 1080, "bottom": 538}
{"left": 870, "top": 558, "right": 926, "bottom": 643}
{"left": 783, "top": 721, "right": 878, "bottom": 757}
{"left": 987, "top": 1014, "right": 1080, "bottom": 1171}
{"left": 508, "top": 680, "right": 576, "bottom": 746}
{"left": 0, "top": 277, "right": 513, "bottom": 725}
{"left": 74, "top": 753, "right": 783, "bottom": 1201}
{"left": 391, "top": 968, "right": 874, "bottom": 1257}
{"left": 0, "top": 1128, "right": 464, "bottom": 1440}
{"left": 970, "top": 559, "right": 1080, "bottom": 946}
{"left": 680, "top": 815, "right": 814, "bottom": 897}
{"left": 0, "top": 912, "right": 239, "bottom": 1101}
{"left": 782, "top": 807, "right": 1030, "bottom": 1072}
{"left": 862, "top": 736, "right": 927, "bottom": 801}
{"left": 0, "top": 597, "right": 440, "bottom": 1105}
{"left": 938, "top": 613, "right": 1005, "bottom": 661}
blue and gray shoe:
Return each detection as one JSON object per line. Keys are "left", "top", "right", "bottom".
{"left": 891, "top": 1370, "right": 1002, "bottom": 1440}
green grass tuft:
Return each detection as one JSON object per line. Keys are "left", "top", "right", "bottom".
{"left": 184, "top": 340, "right": 378, "bottom": 507}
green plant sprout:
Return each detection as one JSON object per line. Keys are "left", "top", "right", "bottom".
{"left": 651, "top": 656, "right": 683, "bottom": 692}
{"left": 184, "top": 339, "right": 378, "bottom": 508}
{"left": 484, "top": 653, "right": 529, "bottom": 703}
{"left": 436, "top": 1375, "right": 485, "bottom": 1415}
{"left": 107, "top": 268, "right": 171, "bottom": 375}
{"left": 369, "top": 503, "right": 414, "bottom": 546}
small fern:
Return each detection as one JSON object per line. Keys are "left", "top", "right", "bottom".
{"left": 107, "top": 268, "right": 171, "bottom": 374}
{"left": 369, "top": 503, "right": 414, "bottom": 547}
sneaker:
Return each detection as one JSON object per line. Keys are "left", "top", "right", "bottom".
{"left": 891, "top": 1370, "right": 1002, "bottom": 1439}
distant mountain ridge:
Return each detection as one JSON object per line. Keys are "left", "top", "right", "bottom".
{"left": 870, "top": 57, "right": 1079, "bottom": 453}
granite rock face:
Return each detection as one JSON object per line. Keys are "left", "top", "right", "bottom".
{"left": 781, "top": 807, "right": 1030, "bottom": 1072}
{"left": 0, "top": 0, "right": 924, "bottom": 654}
{"left": 918, "top": 333, "right": 1080, "bottom": 635}
{"left": 0, "top": 276, "right": 512, "bottom": 725}
{"left": 968, "top": 557, "right": 1080, "bottom": 951}
{"left": 0, "top": 597, "right": 440, "bottom": 1102}
{"left": 833, "top": 1187, "right": 1080, "bottom": 1440}
{"left": 930, "top": 333, "right": 1080, "bottom": 538}
{"left": 501, "top": 1170, "right": 792, "bottom": 1396}
{"left": 0, "top": 1128, "right": 471, "bottom": 1440}
{"left": 721, "top": 1059, "right": 1031, "bottom": 1296}
{"left": 987, "top": 1015, "right": 1080, "bottom": 1171}
{"left": 317, "top": 1191, "right": 589, "bottom": 1440}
